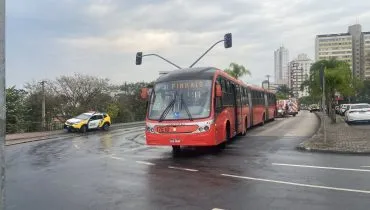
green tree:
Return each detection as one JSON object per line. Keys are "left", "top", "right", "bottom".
{"left": 224, "top": 63, "right": 251, "bottom": 79}
{"left": 106, "top": 103, "right": 120, "bottom": 122}
{"left": 276, "top": 84, "right": 292, "bottom": 99}
{"left": 6, "top": 86, "right": 28, "bottom": 133}
{"left": 356, "top": 80, "right": 370, "bottom": 103}
{"left": 23, "top": 81, "right": 64, "bottom": 132}
{"left": 302, "top": 59, "right": 358, "bottom": 121}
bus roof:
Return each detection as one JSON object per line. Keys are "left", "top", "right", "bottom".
{"left": 156, "top": 67, "right": 216, "bottom": 83}
{"left": 155, "top": 67, "right": 275, "bottom": 94}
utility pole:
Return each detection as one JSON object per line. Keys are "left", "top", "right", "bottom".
{"left": 266, "top": 75, "right": 271, "bottom": 90}
{"left": 40, "top": 80, "right": 46, "bottom": 130}
{"left": 0, "top": 0, "right": 5, "bottom": 208}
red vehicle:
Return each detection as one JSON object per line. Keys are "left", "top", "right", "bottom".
{"left": 141, "top": 67, "right": 276, "bottom": 153}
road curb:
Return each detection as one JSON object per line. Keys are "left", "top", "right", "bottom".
{"left": 6, "top": 121, "right": 145, "bottom": 146}
{"left": 296, "top": 144, "right": 370, "bottom": 155}
{"left": 296, "top": 113, "right": 370, "bottom": 155}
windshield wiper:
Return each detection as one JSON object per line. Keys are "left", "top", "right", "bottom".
{"left": 180, "top": 94, "right": 193, "bottom": 121}
{"left": 159, "top": 92, "right": 177, "bottom": 122}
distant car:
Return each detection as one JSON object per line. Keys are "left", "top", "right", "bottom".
{"left": 301, "top": 105, "right": 308, "bottom": 110}
{"left": 339, "top": 104, "right": 351, "bottom": 116}
{"left": 344, "top": 104, "right": 370, "bottom": 124}
{"left": 64, "top": 112, "right": 111, "bottom": 133}
{"left": 309, "top": 104, "right": 320, "bottom": 112}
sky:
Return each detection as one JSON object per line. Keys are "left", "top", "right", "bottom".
{"left": 6, "top": 0, "right": 370, "bottom": 88}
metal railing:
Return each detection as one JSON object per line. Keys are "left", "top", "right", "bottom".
{"left": 6, "top": 121, "right": 65, "bottom": 134}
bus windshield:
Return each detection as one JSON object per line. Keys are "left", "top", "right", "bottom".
{"left": 148, "top": 80, "right": 212, "bottom": 120}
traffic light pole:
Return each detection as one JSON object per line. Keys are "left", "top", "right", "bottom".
{"left": 142, "top": 54, "right": 182, "bottom": 69}
{"left": 189, "top": 40, "right": 224, "bottom": 68}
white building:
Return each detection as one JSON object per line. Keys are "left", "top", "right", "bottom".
{"left": 315, "top": 33, "right": 352, "bottom": 65}
{"left": 288, "top": 54, "right": 313, "bottom": 98}
{"left": 315, "top": 24, "right": 370, "bottom": 79}
{"left": 364, "top": 32, "right": 370, "bottom": 79}
{"left": 274, "top": 46, "right": 289, "bottom": 85}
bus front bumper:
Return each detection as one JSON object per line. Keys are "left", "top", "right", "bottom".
{"left": 145, "top": 126, "right": 216, "bottom": 146}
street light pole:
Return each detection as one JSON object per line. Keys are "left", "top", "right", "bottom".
{"left": 40, "top": 81, "right": 46, "bottom": 130}
{"left": 266, "top": 75, "right": 271, "bottom": 90}
{"left": 0, "top": 0, "right": 5, "bottom": 207}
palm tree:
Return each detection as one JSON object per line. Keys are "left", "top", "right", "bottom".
{"left": 224, "top": 63, "right": 251, "bottom": 79}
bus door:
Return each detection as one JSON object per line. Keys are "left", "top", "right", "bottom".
{"left": 247, "top": 88, "right": 253, "bottom": 127}
{"left": 264, "top": 92, "right": 268, "bottom": 120}
{"left": 230, "top": 83, "right": 238, "bottom": 135}
{"left": 235, "top": 85, "right": 243, "bottom": 132}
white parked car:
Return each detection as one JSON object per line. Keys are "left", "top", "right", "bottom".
{"left": 344, "top": 103, "right": 370, "bottom": 124}
{"left": 340, "top": 104, "right": 351, "bottom": 116}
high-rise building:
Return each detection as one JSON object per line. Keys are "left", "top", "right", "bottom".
{"left": 364, "top": 32, "right": 370, "bottom": 79}
{"left": 274, "top": 46, "right": 289, "bottom": 85}
{"left": 288, "top": 54, "right": 314, "bottom": 98}
{"left": 315, "top": 24, "right": 370, "bottom": 79}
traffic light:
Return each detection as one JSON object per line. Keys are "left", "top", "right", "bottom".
{"left": 136, "top": 52, "right": 143, "bottom": 65}
{"left": 224, "top": 33, "right": 232, "bottom": 48}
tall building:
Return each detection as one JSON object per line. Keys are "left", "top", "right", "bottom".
{"left": 364, "top": 32, "right": 370, "bottom": 79}
{"left": 288, "top": 54, "right": 314, "bottom": 98}
{"left": 315, "top": 24, "right": 370, "bottom": 79}
{"left": 274, "top": 46, "right": 289, "bottom": 85}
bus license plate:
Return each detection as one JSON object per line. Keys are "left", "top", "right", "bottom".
{"left": 170, "top": 139, "right": 181, "bottom": 143}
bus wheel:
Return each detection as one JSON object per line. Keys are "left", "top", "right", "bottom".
{"left": 219, "top": 125, "right": 230, "bottom": 149}
{"left": 261, "top": 114, "right": 265, "bottom": 126}
{"left": 172, "top": 146, "right": 181, "bottom": 155}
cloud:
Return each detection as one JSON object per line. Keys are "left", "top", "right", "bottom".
{"left": 6, "top": 0, "right": 370, "bottom": 87}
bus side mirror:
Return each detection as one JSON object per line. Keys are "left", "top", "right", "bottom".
{"left": 215, "top": 84, "right": 222, "bottom": 97}
{"left": 136, "top": 52, "right": 143, "bottom": 65}
{"left": 224, "top": 33, "right": 232, "bottom": 48}
{"left": 140, "top": 88, "right": 149, "bottom": 100}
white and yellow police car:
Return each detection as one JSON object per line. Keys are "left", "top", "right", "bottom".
{"left": 64, "top": 112, "right": 111, "bottom": 133}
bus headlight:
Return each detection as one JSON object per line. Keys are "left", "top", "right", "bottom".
{"left": 198, "top": 125, "right": 210, "bottom": 132}
{"left": 146, "top": 125, "right": 155, "bottom": 133}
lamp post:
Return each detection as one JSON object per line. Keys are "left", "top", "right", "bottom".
{"left": 266, "top": 75, "right": 271, "bottom": 90}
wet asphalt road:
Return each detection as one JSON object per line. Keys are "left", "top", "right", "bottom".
{"left": 5, "top": 111, "right": 370, "bottom": 210}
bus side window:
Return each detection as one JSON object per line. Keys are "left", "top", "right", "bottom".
{"left": 251, "top": 91, "right": 255, "bottom": 105}
{"left": 240, "top": 87, "right": 245, "bottom": 106}
{"left": 243, "top": 88, "right": 248, "bottom": 106}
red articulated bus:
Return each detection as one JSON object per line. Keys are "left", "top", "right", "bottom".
{"left": 142, "top": 67, "right": 277, "bottom": 153}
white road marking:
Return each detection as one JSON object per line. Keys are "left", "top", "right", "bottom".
{"left": 135, "top": 160, "right": 155, "bottom": 166}
{"left": 212, "top": 208, "right": 225, "bottom": 210}
{"left": 73, "top": 144, "right": 80, "bottom": 149}
{"left": 110, "top": 156, "right": 125, "bottom": 161}
{"left": 272, "top": 163, "right": 370, "bottom": 172}
{"left": 168, "top": 166, "right": 198, "bottom": 172}
{"left": 124, "top": 146, "right": 147, "bottom": 152}
{"left": 221, "top": 173, "right": 370, "bottom": 194}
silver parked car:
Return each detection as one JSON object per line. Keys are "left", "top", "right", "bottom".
{"left": 344, "top": 103, "right": 370, "bottom": 124}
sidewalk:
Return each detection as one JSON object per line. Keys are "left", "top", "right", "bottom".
{"left": 297, "top": 113, "right": 370, "bottom": 154}
{"left": 5, "top": 121, "right": 145, "bottom": 146}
